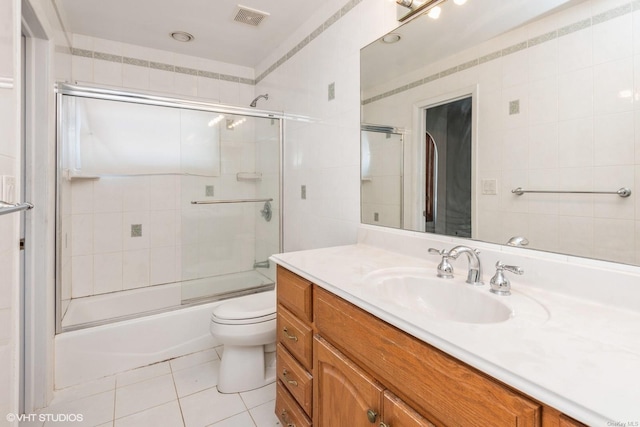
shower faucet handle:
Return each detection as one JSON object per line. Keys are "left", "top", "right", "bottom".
{"left": 428, "top": 248, "right": 454, "bottom": 279}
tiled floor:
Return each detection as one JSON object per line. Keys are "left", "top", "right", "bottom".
{"left": 20, "top": 347, "right": 280, "bottom": 427}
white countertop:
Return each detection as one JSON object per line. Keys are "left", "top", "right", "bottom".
{"left": 271, "top": 243, "right": 640, "bottom": 427}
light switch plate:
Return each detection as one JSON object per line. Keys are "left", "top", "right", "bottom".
{"left": 2, "top": 175, "right": 16, "bottom": 204}
{"left": 482, "top": 179, "right": 497, "bottom": 195}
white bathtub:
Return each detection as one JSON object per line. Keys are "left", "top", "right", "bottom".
{"left": 55, "top": 301, "right": 222, "bottom": 388}
{"left": 55, "top": 270, "right": 275, "bottom": 389}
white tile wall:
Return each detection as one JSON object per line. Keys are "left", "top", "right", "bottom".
{"left": 361, "top": 0, "right": 640, "bottom": 264}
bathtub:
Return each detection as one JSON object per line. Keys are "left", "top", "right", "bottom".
{"left": 55, "top": 271, "right": 274, "bottom": 389}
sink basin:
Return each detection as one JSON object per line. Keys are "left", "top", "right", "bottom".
{"left": 362, "top": 267, "right": 513, "bottom": 324}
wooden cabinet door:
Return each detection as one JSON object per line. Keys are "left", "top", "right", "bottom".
{"left": 314, "top": 336, "right": 384, "bottom": 427}
{"left": 382, "top": 391, "right": 435, "bottom": 427}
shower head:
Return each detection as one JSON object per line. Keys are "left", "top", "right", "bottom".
{"left": 250, "top": 93, "right": 269, "bottom": 107}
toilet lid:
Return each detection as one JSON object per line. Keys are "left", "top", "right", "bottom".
{"left": 211, "top": 290, "right": 276, "bottom": 322}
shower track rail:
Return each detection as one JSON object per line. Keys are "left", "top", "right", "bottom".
{"left": 0, "top": 201, "right": 34, "bottom": 216}
{"left": 191, "top": 198, "right": 273, "bottom": 204}
{"left": 511, "top": 187, "right": 632, "bottom": 198}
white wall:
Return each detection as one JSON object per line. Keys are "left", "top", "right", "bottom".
{"left": 254, "top": 0, "right": 399, "bottom": 251}
{"left": 0, "top": 0, "right": 20, "bottom": 423}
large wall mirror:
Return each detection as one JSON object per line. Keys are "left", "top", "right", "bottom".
{"left": 361, "top": 0, "right": 640, "bottom": 266}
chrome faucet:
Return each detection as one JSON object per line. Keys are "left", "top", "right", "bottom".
{"left": 447, "top": 245, "right": 483, "bottom": 286}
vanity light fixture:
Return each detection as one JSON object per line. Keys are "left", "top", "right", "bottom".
{"left": 427, "top": 6, "right": 442, "bottom": 19}
{"left": 208, "top": 114, "right": 225, "bottom": 127}
{"left": 170, "top": 31, "right": 194, "bottom": 42}
{"left": 382, "top": 33, "right": 402, "bottom": 43}
{"left": 226, "top": 118, "right": 247, "bottom": 129}
{"left": 454, "top": 0, "right": 467, "bottom": 5}
{"left": 396, "top": 0, "right": 444, "bottom": 22}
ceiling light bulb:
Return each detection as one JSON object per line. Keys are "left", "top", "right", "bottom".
{"left": 454, "top": 0, "right": 467, "bottom": 4}
{"left": 427, "top": 6, "right": 441, "bottom": 19}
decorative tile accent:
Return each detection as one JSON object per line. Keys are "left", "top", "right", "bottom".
{"left": 592, "top": 3, "right": 632, "bottom": 25}
{"left": 528, "top": 30, "right": 557, "bottom": 47}
{"left": 149, "top": 61, "right": 174, "bottom": 72}
{"left": 509, "top": 100, "right": 520, "bottom": 115}
{"left": 501, "top": 41, "right": 527, "bottom": 56}
{"left": 175, "top": 66, "right": 198, "bottom": 76}
{"left": 440, "top": 66, "right": 458, "bottom": 78}
{"left": 56, "top": 45, "right": 72, "bottom": 54}
{"left": 558, "top": 18, "right": 591, "bottom": 37}
{"left": 198, "top": 70, "right": 220, "bottom": 79}
{"left": 324, "top": 10, "right": 341, "bottom": 30}
{"left": 219, "top": 74, "right": 239, "bottom": 82}
{"left": 479, "top": 50, "right": 502, "bottom": 64}
{"left": 123, "top": 57, "right": 149, "bottom": 67}
{"left": 458, "top": 59, "right": 479, "bottom": 71}
{"left": 93, "top": 52, "right": 122, "bottom": 63}
{"left": 72, "top": 48, "right": 93, "bottom": 58}
{"left": 131, "top": 224, "right": 142, "bottom": 238}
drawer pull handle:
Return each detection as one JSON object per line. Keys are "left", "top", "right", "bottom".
{"left": 367, "top": 409, "right": 378, "bottom": 423}
{"left": 282, "top": 327, "right": 298, "bottom": 342}
{"left": 280, "top": 409, "right": 296, "bottom": 427}
{"left": 282, "top": 369, "right": 298, "bottom": 386}
{"left": 380, "top": 423, "right": 391, "bottom": 427}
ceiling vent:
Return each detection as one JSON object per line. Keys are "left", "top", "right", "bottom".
{"left": 233, "top": 5, "right": 270, "bottom": 27}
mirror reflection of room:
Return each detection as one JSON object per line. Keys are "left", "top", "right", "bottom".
{"left": 361, "top": 0, "right": 638, "bottom": 265}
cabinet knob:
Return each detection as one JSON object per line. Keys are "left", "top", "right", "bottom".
{"left": 367, "top": 409, "right": 378, "bottom": 423}
{"left": 282, "top": 327, "right": 298, "bottom": 342}
{"left": 282, "top": 369, "right": 298, "bottom": 386}
{"left": 380, "top": 423, "right": 391, "bottom": 427}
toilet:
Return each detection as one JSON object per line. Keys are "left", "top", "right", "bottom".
{"left": 209, "top": 290, "right": 277, "bottom": 393}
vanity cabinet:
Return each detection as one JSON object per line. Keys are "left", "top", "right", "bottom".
{"left": 315, "top": 335, "right": 434, "bottom": 427}
{"left": 276, "top": 267, "right": 314, "bottom": 426}
{"left": 275, "top": 266, "right": 587, "bottom": 427}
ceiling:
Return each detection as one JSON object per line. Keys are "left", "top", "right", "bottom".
{"left": 53, "top": 0, "right": 327, "bottom": 68}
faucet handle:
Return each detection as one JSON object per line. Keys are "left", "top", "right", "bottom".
{"left": 428, "top": 248, "right": 454, "bottom": 279}
{"left": 490, "top": 261, "right": 524, "bottom": 296}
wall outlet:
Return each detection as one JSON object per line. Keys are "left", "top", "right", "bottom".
{"left": 1, "top": 175, "right": 16, "bottom": 204}
{"left": 301, "top": 185, "right": 307, "bottom": 200}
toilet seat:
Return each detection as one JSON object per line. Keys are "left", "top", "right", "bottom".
{"left": 211, "top": 291, "right": 276, "bottom": 325}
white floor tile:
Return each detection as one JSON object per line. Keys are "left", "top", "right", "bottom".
{"left": 116, "top": 361, "right": 171, "bottom": 388}
{"left": 114, "top": 400, "right": 184, "bottom": 427}
{"left": 179, "top": 387, "right": 246, "bottom": 427}
{"left": 239, "top": 383, "right": 276, "bottom": 409}
{"left": 115, "top": 374, "right": 177, "bottom": 419}
{"left": 50, "top": 375, "right": 116, "bottom": 406}
{"left": 173, "top": 360, "right": 220, "bottom": 398}
{"left": 249, "top": 400, "right": 280, "bottom": 427}
{"left": 207, "top": 411, "right": 255, "bottom": 427}
{"left": 41, "top": 390, "right": 115, "bottom": 427}
{"left": 170, "top": 348, "right": 219, "bottom": 373}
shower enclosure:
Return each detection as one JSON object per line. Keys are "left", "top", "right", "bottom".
{"left": 56, "top": 84, "right": 282, "bottom": 332}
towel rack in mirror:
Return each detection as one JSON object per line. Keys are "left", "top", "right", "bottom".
{"left": 0, "top": 201, "right": 34, "bottom": 216}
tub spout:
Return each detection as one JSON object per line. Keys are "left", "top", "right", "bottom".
{"left": 253, "top": 259, "right": 270, "bottom": 269}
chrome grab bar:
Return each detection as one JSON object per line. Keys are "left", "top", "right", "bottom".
{"left": 0, "top": 201, "right": 34, "bottom": 216}
{"left": 191, "top": 198, "right": 273, "bottom": 205}
{"left": 512, "top": 187, "right": 631, "bottom": 198}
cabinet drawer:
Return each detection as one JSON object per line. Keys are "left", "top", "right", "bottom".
{"left": 277, "top": 305, "right": 313, "bottom": 370}
{"left": 314, "top": 286, "right": 541, "bottom": 427}
{"left": 277, "top": 344, "right": 313, "bottom": 417}
{"left": 383, "top": 390, "right": 435, "bottom": 427}
{"left": 277, "top": 266, "right": 312, "bottom": 322}
{"left": 276, "top": 380, "right": 312, "bottom": 427}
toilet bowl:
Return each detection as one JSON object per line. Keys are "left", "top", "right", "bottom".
{"left": 210, "top": 290, "right": 276, "bottom": 393}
